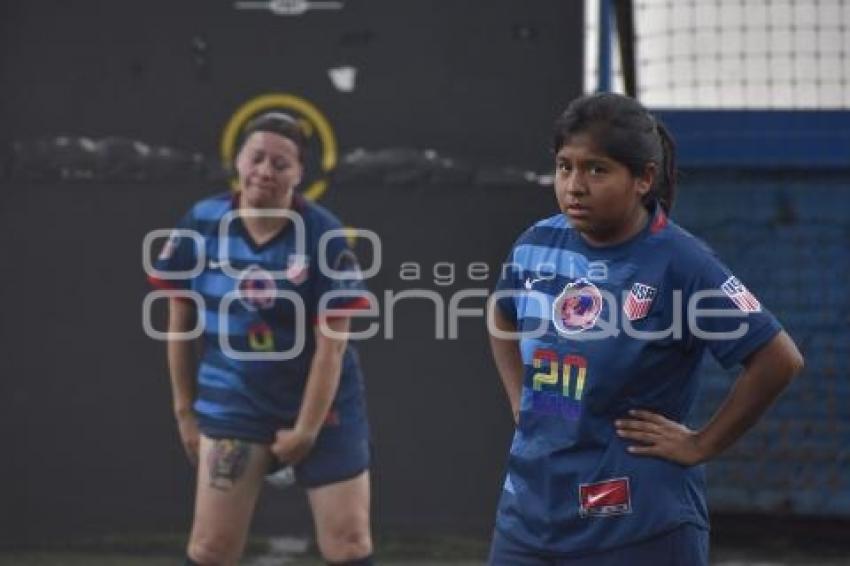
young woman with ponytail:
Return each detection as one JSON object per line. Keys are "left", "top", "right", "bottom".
{"left": 487, "top": 93, "right": 803, "bottom": 565}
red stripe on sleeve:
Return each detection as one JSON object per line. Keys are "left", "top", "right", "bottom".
{"left": 313, "top": 295, "right": 373, "bottom": 325}
{"left": 147, "top": 275, "right": 194, "bottom": 303}
{"left": 148, "top": 274, "right": 179, "bottom": 290}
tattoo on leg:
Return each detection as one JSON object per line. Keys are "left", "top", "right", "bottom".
{"left": 208, "top": 439, "right": 251, "bottom": 491}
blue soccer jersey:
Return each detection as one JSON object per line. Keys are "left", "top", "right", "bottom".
{"left": 493, "top": 203, "right": 781, "bottom": 555}
{"left": 149, "top": 192, "right": 369, "bottom": 442}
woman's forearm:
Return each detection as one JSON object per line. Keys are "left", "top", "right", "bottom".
{"left": 167, "top": 298, "right": 198, "bottom": 417}
{"left": 694, "top": 331, "right": 804, "bottom": 460}
{"left": 489, "top": 305, "right": 524, "bottom": 421}
{"left": 295, "top": 319, "right": 349, "bottom": 437}
{"left": 296, "top": 348, "right": 344, "bottom": 437}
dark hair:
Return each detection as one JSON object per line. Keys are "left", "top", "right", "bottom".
{"left": 553, "top": 93, "right": 677, "bottom": 213}
{"left": 237, "top": 112, "right": 307, "bottom": 163}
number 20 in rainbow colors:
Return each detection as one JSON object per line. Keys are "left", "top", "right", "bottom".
{"left": 532, "top": 350, "right": 588, "bottom": 401}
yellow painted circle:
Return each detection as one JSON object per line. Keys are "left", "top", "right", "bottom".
{"left": 220, "top": 93, "right": 337, "bottom": 201}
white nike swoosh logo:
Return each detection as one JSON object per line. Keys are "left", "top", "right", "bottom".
{"left": 587, "top": 486, "right": 621, "bottom": 505}
{"left": 524, "top": 277, "right": 544, "bottom": 290}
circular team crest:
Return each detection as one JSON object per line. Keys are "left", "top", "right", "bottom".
{"left": 220, "top": 93, "right": 337, "bottom": 201}
{"left": 552, "top": 278, "right": 603, "bottom": 334}
{"left": 237, "top": 265, "right": 277, "bottom": 310}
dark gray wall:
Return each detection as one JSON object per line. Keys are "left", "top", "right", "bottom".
{"left": 0, "top": 180, "right": 557, "bottom": 544}
{"left": 1, "top": 0, "right": 583, "bottom": 170}
{"left": 0, "top": 0, "right": 583, "bottom": 544}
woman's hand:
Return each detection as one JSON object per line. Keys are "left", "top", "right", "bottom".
{"left": 615, "top": 409, "right": 708, "bottom": 466}
{"left": 176, "top": 411, "right": 201, "bottom": 466}
{"left": 270, "top": 427, "right": 318, "bottom": 466}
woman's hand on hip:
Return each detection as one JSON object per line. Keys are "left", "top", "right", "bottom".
{"left": 270, "top": 427, "right": 317, "bottom": 466}
{"left": 175, "top": 411, "right": 201, "bottom": 466}
{"left": 615, "top": 409, "right": 709, "bottom": 466}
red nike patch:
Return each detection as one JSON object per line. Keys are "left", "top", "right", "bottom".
{"left": 579, "top": 477, "right": 631, "bottom": 517}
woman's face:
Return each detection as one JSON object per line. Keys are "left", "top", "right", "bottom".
{"left": 235, "top": 131, "right": 303, "bottom": 209}
{"left": 554, "top": 133, "right": 653, "bottom": 246}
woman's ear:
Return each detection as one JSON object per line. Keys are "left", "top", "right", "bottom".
{"left": 293, "top": 161, "right": 305, "bottom": 186}
{"left": 634, "top": 162, "right": 657, "bottom": 196}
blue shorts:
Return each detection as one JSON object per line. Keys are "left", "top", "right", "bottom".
{"left": 488, "top": 523, "right": 709, "bottom": 566}
{"left": 198, "top": 397, "right": 370, "bottom": 488}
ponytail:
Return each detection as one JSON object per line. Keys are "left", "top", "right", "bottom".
{"left": 652, "top": 120, "right": 677, "bottom": 213}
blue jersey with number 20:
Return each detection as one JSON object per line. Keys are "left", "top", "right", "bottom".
{"left": 493, "top": 203, "right": 780, "bottom": 555}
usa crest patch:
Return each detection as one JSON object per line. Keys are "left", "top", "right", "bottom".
{"left": 623, "top": 282, "right": 657, "bottom": 321}
{"left": 720, "top": 276, "right": 761, "bottom": 313}
{"left": 285, "top": 254, "right": 309, "bottom": 285}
